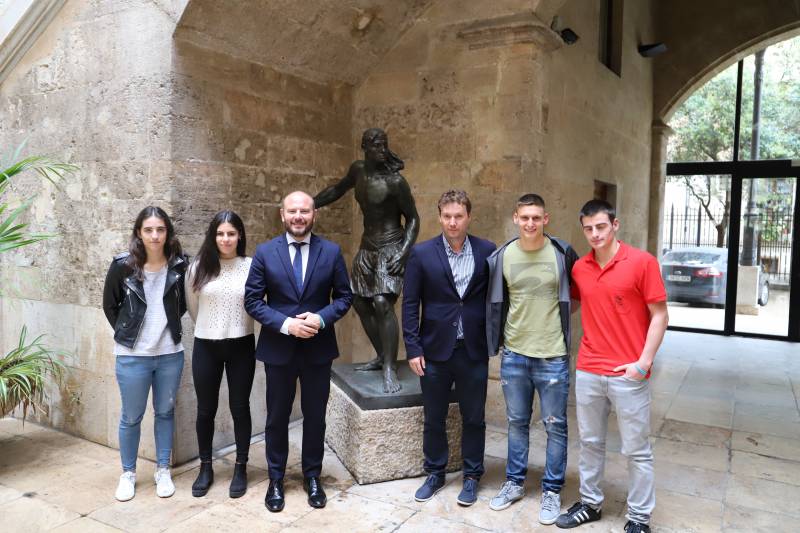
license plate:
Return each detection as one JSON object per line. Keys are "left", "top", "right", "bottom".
{"left": 667, "top": 274, "right": 691, "bottom": 282}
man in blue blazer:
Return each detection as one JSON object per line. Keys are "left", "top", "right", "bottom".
{"left": 245, "top": 191, "right": 352, "bottom": 512}
{"left": 402, "top": 190, "right": 496, "bottom": 507}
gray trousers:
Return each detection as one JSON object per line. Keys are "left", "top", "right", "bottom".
{"left": 575, "top": 370, "right": 655, "bottom": 525}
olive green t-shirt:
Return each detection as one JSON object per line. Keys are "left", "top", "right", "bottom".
{"left": 502, "top": 239, "right": 566, "bottom": 358}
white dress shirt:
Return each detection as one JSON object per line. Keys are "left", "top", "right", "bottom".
{"left": 286, "top": 232, "right": 311, "bottom": 281}
{"left": 280, "top": 232, "right": 317, "bottom": 335}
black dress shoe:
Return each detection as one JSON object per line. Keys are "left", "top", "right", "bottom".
{"left": 264, "top": 479, "right": 285, "bottom": 512}
{"left": 303, "top": 476, "right": 327, "bottom": 508}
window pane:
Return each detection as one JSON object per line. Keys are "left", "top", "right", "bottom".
{"left": 735, "top": 177, "right": 795, "bottom": 335}
{"left": 662, "top": 175, "right": 732, "bottom": 331}
{"left": 667, "top": 63, "right": 737, "bottom": 163}
{"left": 739, "top": 37, "right": 800, "bottom": 160}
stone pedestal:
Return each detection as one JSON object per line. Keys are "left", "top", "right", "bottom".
{"left": 325, "top": 364, "right": 463, "bottom": 484}
{"left": 736, "top": 265, "right": 760, "bottom": 316}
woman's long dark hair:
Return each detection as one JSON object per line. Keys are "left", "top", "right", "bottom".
{"left": 191, "top": 210, "right": 247, "bottom": 291}
{"left": 127, "top": 206, "right": 183, "bottom": 280}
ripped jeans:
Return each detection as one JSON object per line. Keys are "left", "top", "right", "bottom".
{"left": 500, "top": 348, "right": 569, "bottom": 492}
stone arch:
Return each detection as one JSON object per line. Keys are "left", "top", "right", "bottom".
{"left": 653, "top": 1, "right": 800, "bottom": 121}
{"left": 647, "top": 2, "right": 800, "bottom": 255}
{"left": 0, "top": 0, "right": 666, "bottom": 454}
{"left": 662, "top": 25, "right": 800, "bottom": 121}
{"left": 168, "top": 0, "right": 577, "bottom": 367}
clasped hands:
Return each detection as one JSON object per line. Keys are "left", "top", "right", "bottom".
{"left": 287, "top": 311, "right": 322, "bottom": 338}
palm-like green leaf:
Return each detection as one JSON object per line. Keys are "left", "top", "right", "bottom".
{"left": 0, "top": 145, "right": 77, "bottom": 421}
{"left": 0, "top": 326, "right": 67, "bottom": 420}
{"left": 0, "top": 150, "right": 76, "bottom": 252}
{"left": 0, "top": 195, "right": 56, "bottom": 252}
{"left": 0, "top": 155, "right": 78, "bottom": 189}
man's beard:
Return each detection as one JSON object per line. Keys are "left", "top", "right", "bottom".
{"left": 284, "top": 218, "right": 313, "bottom": 238}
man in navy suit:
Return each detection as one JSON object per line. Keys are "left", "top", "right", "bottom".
{"left": 402, "top": 189, "right": 496, "bottom": 507}
{"left": 245, "top": 191, "right": 352, "bottom": 512}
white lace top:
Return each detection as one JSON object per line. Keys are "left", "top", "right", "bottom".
{"left": 185, "top": 256, "right": 254, "bottom": 340}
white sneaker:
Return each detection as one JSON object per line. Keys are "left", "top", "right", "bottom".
{"left": 489, "top": 480, "right": 524, "bottom": 511}
{"left": 539, "top": 490, "right": 561, "bottom": 525}
{"left": 115, "top": 471, "right": 136, "bottom": 501}
{"left": 154, "top": 467, "right": 175, "bottom": 498}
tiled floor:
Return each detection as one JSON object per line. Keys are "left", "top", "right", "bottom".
{"left": 1, "top": 330, "right": 799, "bottom": 532}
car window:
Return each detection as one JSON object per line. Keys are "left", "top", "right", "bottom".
{"left": 663, "top": 251, "right": 722, "bottom": 263}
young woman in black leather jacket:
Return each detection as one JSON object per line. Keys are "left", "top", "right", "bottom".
{"left": 102, "top": 206, "right": 187, "bottom": 502}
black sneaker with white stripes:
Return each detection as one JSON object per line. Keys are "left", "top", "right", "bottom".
{"left": 555, "top": 501, "right": 602, "bottom": 529}
{"left": 624, "top": 520, "right": 651, "bottom": 533}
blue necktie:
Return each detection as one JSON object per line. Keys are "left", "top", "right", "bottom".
{"left": 291, "top": 242, "right": 306, "bottom": 291}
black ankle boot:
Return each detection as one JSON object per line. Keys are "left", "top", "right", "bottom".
{"left": 229, "top": 462, "right": 247, "bottom": 498}
{"left": 192, "top": 461, "right": 214, "bottom": 497}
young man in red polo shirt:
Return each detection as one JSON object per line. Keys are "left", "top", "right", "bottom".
{"left": 556, "top": 200, "right": 668, "bottom": 533}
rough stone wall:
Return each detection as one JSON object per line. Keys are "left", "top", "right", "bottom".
{"left": 0, "top": 0, "right": 187, "bottom": 455}
{"left": 349, "top": 0, "right": 548, "bottom": 362}
{"left": 543, "top": 0, "right": 655, "bottom": 250}
{"left": 173, "top": 0, "right": 436, "bottom": 86}
{"left": 1, "top": 0, "right": 657, "bottom": 456}
{"left": 167, "top": 36, "right": 355, "bottom": 460}
{"left": 353, "top": 0, "right": 655, "bottom": 424}
{"left": 0, "top": 0, "right": 361, "bottom": 463}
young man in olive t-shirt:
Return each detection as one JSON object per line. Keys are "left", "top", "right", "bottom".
{"left": 485, "top": 194, "right": 579, "bottom": 525}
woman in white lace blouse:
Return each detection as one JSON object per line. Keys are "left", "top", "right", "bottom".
{"left": 185, "top": 210, "right": 255, "bottom": 499}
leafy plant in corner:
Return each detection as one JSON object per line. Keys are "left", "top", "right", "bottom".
{"left": 0, "top": 143, "right": 77, "bottom": 420}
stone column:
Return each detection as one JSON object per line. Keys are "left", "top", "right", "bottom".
{"left": 457, "top": 11, "right": 564, "bottom": 427}
{"left": 647, "top": 120, "right": 673, "bottom": 258}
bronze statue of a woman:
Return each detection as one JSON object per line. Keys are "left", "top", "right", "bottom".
{"left": 315, "top": 128, "right": 419, "bottom": 393}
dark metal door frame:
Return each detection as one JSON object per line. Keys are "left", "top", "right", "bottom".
{"left": 665, "top": 162, "right": 800, "bottom": 341}
{"left": 666, "top": 59, "right": 800, "bottom": 342}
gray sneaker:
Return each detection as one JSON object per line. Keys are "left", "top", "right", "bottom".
{"left": 489, "top": 480, "right": 524, "bottom": 511}
{"left": 539, "top": 490, "right": 561, "bottom": 525}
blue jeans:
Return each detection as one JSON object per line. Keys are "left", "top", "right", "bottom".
{"left": 501, "top": 348, "right": 569, "bottom": 492}
{"left": 116, "top": 352, "right": 184, "bottom": 471}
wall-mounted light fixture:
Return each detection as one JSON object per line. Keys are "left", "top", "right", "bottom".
{"left": 638, "top": 43, "right": 667, "bottom": 57}
{"left": 550, "top": 16, "right": 579, "bottom": 46}
{"left": 560, "top": 28, "right": 580, "bottom": 45}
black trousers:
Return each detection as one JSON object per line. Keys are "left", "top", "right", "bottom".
{"left": 264, "top": 356, "right": 332, "bottom": 480}
{"left": 420, "top": 341, "right": 488, "bottom": 479}
{"left": 192, "top": 335, "right": 256, "bottom": 463}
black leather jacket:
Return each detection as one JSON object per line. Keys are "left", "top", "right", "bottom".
{"left": 102, "top": 252, "right": 188, "bottom": 349}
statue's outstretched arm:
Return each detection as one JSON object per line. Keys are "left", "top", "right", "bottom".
{"left": 314, "top": 162, "right": 358, "bottom": 208}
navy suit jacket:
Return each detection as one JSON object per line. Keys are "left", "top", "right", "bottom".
{"left": 245, "top": 233, "right": 353, "bottom": 365}
{"left": 402, "top": 234, "right": 496, "bottom": 362}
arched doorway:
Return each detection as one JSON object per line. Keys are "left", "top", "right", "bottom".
{"left": 663, "top": 35, "right": 800, "bottom": 341}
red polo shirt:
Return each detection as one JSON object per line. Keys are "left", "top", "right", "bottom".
{"left": 570, "top": 241, "right": 666, "bottom": 376}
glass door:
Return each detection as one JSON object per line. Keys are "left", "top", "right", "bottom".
{"left": 734, "top": 177, "right": 796, "bottom": 336}
{"left": 661, "top": 174, "right": 732, "bottom": 331}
